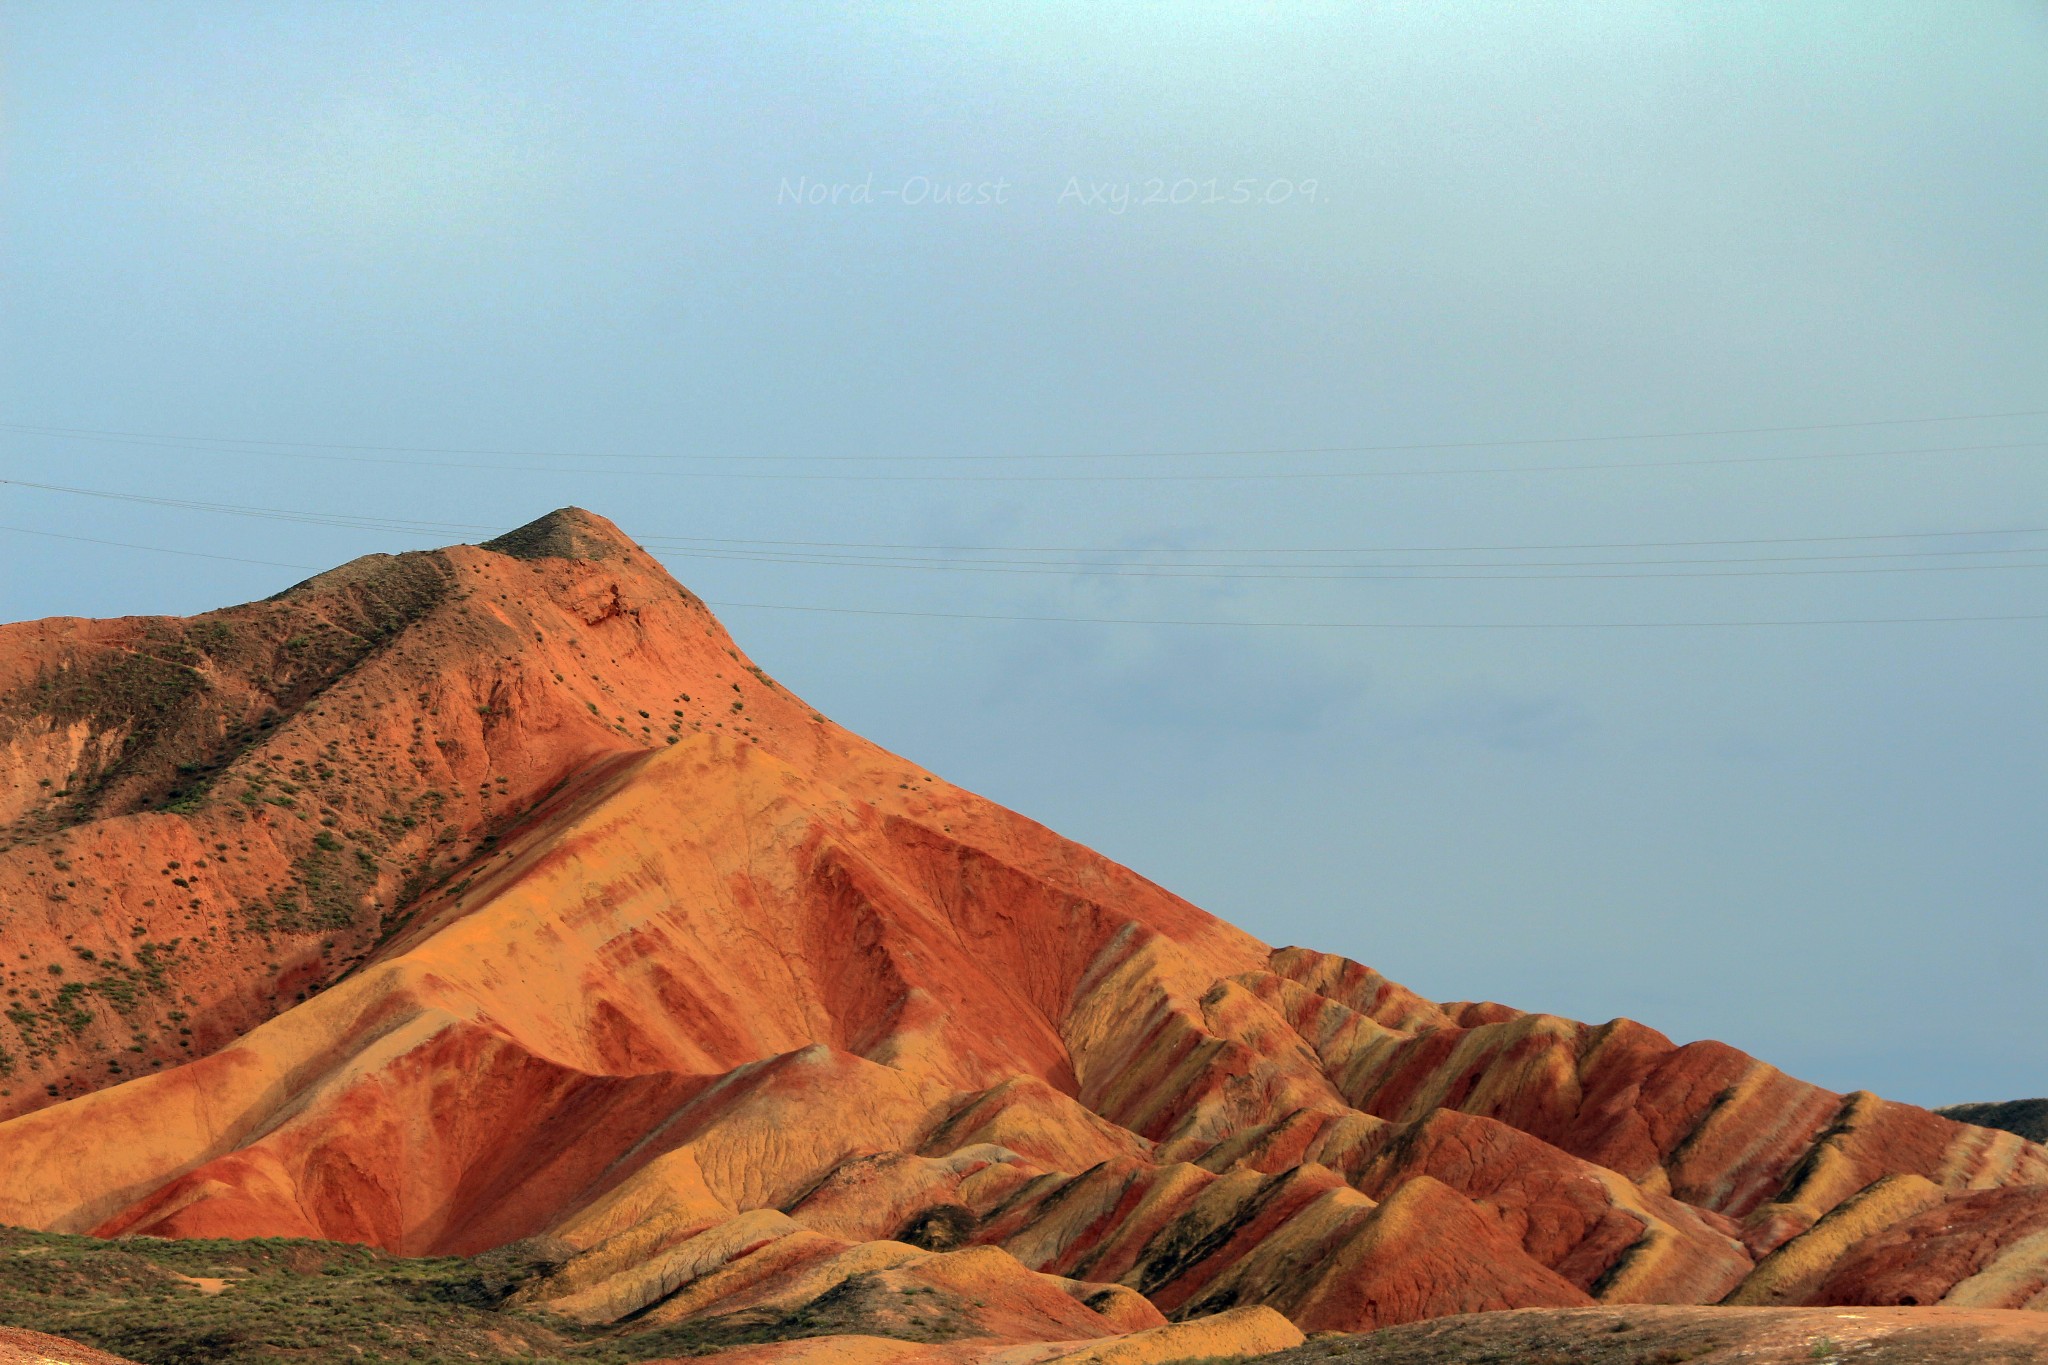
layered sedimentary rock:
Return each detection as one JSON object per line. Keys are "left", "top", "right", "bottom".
{"left": 0, "top": 509, "right": 2043, "bottom": 1352}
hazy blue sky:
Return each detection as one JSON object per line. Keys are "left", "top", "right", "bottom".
{"left": 3, "top": 3, "right": 2044, "bottom": 1106}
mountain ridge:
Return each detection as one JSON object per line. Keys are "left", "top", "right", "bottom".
{"left": 1939, "top": 1101, "right": 2048, "bottom": 1145}
{"left": 1, "top": 508, "right": 2044, "bottom": 1354}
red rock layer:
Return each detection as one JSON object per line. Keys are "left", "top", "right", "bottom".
{"left": 0, "top": 509, "right": 2042, "bottom": 1346}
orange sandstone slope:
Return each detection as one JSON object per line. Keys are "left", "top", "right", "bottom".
{"left": 0, "top": 509, "right": 2044, "bottom": 1344}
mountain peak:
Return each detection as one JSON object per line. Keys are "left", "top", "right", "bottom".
{"left": 1, "top": 534, "right": 2046, "bottom": 1346}
{"left": 479, "top": 507, "right": 639, "bottom": 563}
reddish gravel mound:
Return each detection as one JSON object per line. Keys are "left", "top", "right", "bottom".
{"left": 0, "top": 509, "right": 2043, "bottom": 1351}
{"left": 1244, "top": 1305, "right": 2048, "bottom": 1365}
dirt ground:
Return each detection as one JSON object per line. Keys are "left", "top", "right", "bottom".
{"left": 0, "top": 1325, "right": 142, "bottom": 1365}
{"left": 1248, "top": 1304, "right": 2048, "bottom": 1365}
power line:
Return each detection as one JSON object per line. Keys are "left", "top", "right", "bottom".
{"left": 3, "top": 522, "right": 2041, "bottom": 631}
{"left": 637, "top": 525, "right": 2048, "bottom": 555}
{"left": 5, "top": 431, "right": 2044, "bottom": 483}
{"left": 656, "top": 544, "right": 2048, "bottom": 582}
{"left": 705, "top": 599, "right": 2048, "bottom": 630}
{"left": 2, "top": 516, "right": 2040, "bottom": 586}
{"left": 0, "top": 479, "right": 497, "bottom": 535}
{"left": 6, "top": 404, "right": 2046, "bottom": 463}
{"left": 0, "top": 524, "right": 319, "bottom": 570}
{"left": 6, "top": 479, "right": 2046, "bottom": 580}
{"left": 649, "top": 542, "right": 2048, "bottom": 573}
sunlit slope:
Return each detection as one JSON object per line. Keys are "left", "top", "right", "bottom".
{"left": 0, "top": 508, "right": 1253, "bottom": 1119}
{"left": 1, "top": 508, "right": 2044, "bottom": 1343}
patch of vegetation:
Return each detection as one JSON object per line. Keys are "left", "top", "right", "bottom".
{"left": 3, "top": 645, "right": 208, "bottom": 824}
{"left": 0, "top": 1226, "right": 574, "bottom": 1365}
{"left": 244, "top": 840, "right": 373, "bottom": 938}
{"left": 0, "top": 942, "right": 185, "bottom": 1068}
{"left": 613, "top": 1270, "right": 976, "bottom": 1356}
{"left": 1937, "top": 1098, "right": 2048, "bottom": 1143}
{"left": 0, "top": 1226, "right": 974, "bottom": 1365}
{"left": 3, "top": 553, "right": 454, "bottom": 838}
{"left": 895, "top": 1203, "right": 976, "bottom": 1252}
{"left": 47, "top": 984, "right": 94, "bottom": 1036}
{"left": 3, "top": 1006, "right": 46, "bottom": 1060}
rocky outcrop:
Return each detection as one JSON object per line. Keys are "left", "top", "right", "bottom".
{"left": 0, "top": 509, "right": 2043, "bottom": 1354}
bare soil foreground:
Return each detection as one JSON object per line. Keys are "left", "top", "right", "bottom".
{"left": 1241, "top": 1305, "right": 2048, "bottom": 1365}
{"left": 0, "top": 1324, "right": 143, "bottom": 1365}
{"left": 13, "top": 1305, "right": 2048, "bottom": 1365}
